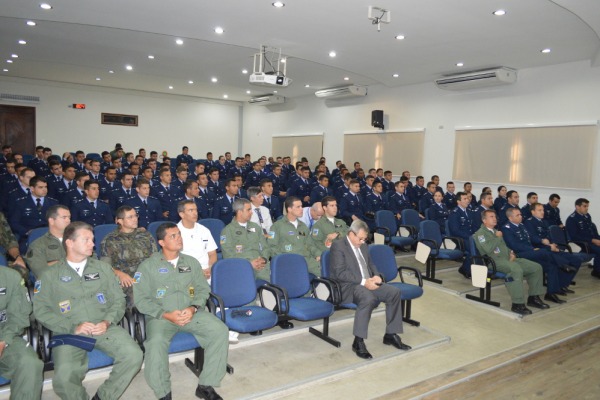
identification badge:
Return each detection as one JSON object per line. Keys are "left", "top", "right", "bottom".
{"left": 60, "top": 276, "right": 72, "bottom": 282}
{"left": 178, "top": 265, "right": 191, "bottom": 273}
{"left": 158, "top": 268, "right": 169, "bottom": 273}
{"left": 133, "top": 272, "right": 142, "bottom": 283}
{"left": 156, "top": 289, "right": 166, "bottom": 298}
{"left": 96, "top": 293, "right": 106, "bottom": 304}
{"left": 34, "top": 280, "right": 42, "bottom": 294}
{"left": 235, "top": 245, "right": 243, "bottom": 253}
{"left": 189, "top": 286, "right": 195, "bottom": 297}
{"left": 84, "top": 272, "right": 100, "bottom": 281}
{"left": 59, "top": 300, "right": 71, "bottom": 314}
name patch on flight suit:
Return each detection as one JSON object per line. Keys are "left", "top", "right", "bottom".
{"left": 48, "top": 244, "right": 60, "bottom": 250}
{"left": 59, "top": 300, "right": 71, "bottom": 314}
{"left": 178, "top": 265, "right": 191, "bottom": 273}
{"left": 158, "top": 268, "right": 169, "bottom": 273}
{"left": 0, "top": 310, "right": 6, "bottom": 323}
{"left": 235, "top": 231, "right": 242, "bottom": 235}
{"left": 133, "top": 272, "right": 142, "bottom": 283}
{"left": 60, "top": 276, "right": 72, "bottom": 282}
{"left": 287, "top": 231, "right": 295, "bottom": 235}
{"left": 84, "top": 273, "right": 100, "bottom": 281}
{"left": 96, "top": 293, "right": 106, "bottom": 304}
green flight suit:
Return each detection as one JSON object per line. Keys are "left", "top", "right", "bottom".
{"left": 473, "top": 226, "right": 544, "bottom": 304}
{"left": 32, "top": 257, "right": 143, "bottom": 400}
{"left": 100, "top": 228, "right": 157, "bottom": 307}
{"left": 268, "top": 217, "right": 322, "bottom": 276}
{"left": 220, "top": 220, "right": 272, "bottom": 281}
{"left": 310, "top": 217, "right": 349, "bottom": 255}
{"left": 0, "top": 267, "right": 44, "bottom": 400}
{"left": 25, "top": 232, "right": 66, "bottom": 279}
{"left": 133, "top": 252, "right": 228, "bottom": 398}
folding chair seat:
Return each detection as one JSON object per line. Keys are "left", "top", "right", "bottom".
{"left": 464, "top": 236, "right": 507, "bottom": 307}
{"left": 93, "top": 224, "right": 118, "bottom": 256}
{"left": 417, "top": 220, "right": 464, "bottom": 284}
{"left": 26, "top": 227, "right": 48, "bottom": 248}
{"left": 211, "top": 258, "right": 278, "bottom": 335}
{"left": 374, "top": 210, "right": 415, "bottom": 250}
{"left": 318, "top": 249, "right": 355, "bottom": 310}
{"left": 368, "top": 244, "right": 424, "bottom": 326}
{"left": 549, "top": 225, "right": 594, "bottom": 265}
{"left": 266, "top": 253, "right": 340, "bottom": 347}
{"left": 0, "top": 376, "right": 9, "bottom": 386}
{"left": 400, "top": 209, "right": 420, "bottom": 239}
{"left": 198, "top": 218, "right": 226, "bottom": 260}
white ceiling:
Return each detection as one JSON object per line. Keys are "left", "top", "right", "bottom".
{"left": 1, "top": 0, "right": 599, "bottom": 102}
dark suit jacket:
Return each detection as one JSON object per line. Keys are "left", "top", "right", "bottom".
{"left": 330, "top": 237, "right": 380, "bottom": 304}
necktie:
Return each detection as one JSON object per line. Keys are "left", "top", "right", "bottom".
{"left": 36, "top": 198, "right": 42, "bottom": 211}
{"left": 265, "top": 197, "right": 271, "bottom": 208}
{"left": 230, "top": 197, "right": 234, "bottom": 205}
{"left": 354, "top": 247, "right": 370, "bottom": 279}
{"left": 126, "top": 189, "right": 131, "bottom": 196}
{"left": 143, "top": 199, "right": 148, "bottom": 208}
{"left": 90, "top": 201, "right": 96, "bottom": 210}
{"left": 27, "top": 188, "right": 31, "bottom": 196}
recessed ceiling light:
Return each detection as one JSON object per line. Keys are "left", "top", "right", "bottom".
{"left": 541, "top": 48, "right": 551, "bottom": 53}
{"left": 175, "top": 38, "right": 184, "bottom": 45}
{"left": 392, "top": 73, "right": 399, "bottom": 78}
{"left": 395, "top": 35, "right": 405, "bottom": 40}
{"left": 343, "top": 77, "right": 350, "bottom": 81}
{"left": 40, "top": 3, "right": 52, "bottom": 10}
{"left": 272, "top": 2, "right": 285, "bottom": 8}
{"left": 305, "top": 84, "right": 310, "bottom": 88}
{"left": 246, "top": 90, "right": 251, "bottom": 94}
{"left": 242, "top": 69, "right": 248, "bottom": 74}
{"left": 223, "top": 94, "right": 228, "bottom": 99}
{"left": 95, "top": 77, "right": 101, "bottom": 81}
{"left": 11, "top": 54, "right": 18, "bottom": 58}
{"left": 281, "top": 58, "right": 286, "bottom": 63}
{"left": 456, "top": 62, "right": 464, "bottom": 67}
{"left": 493, "top": 10, "right": 506, "bottom": 16}
{"left": 329, "top": 51, "right": 336, "bottom": 58}
{"left": 125, "top": 65, "right": 133, "bottom": 71}
{"left": 6, "top": 60, "right": 13, "bottom": 64}
{"left": 214, "top": 27, "right": 224, "bottom": 34}
{"left": 26, "top": 21, "right": 36, "bottom": 26}
{"left": 2, "top": 69, "right": 8, "bottom": 72}
{"left": 273, "top": 90, "right": 278, "bottom": 93}
{"left": 18, "top": 40, "right": 27, "bottom": 45}
{"left": 188, "top": 80, "right": 194, "bottom": 84}
{"left": 168, "top": 86, "right": 174, "bottom": 90}
{"left": 148, "top": 55, "right": 155, "bottom": 59}
{"left": 211, "top": 77, "right": 218, "bottom": 83}
{"left": 108, "top": 70, "right": 114, "bottom": 74}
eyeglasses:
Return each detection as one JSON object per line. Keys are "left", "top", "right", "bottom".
{"left": 352, "top": 231, "right": 367, "bottom": 243}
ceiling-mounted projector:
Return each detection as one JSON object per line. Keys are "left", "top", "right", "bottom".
{"left": 249, "top": 73, "right": 292, "bottom": 87}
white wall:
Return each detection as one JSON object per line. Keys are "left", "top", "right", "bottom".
{"left": 242, "top": 60, "right": 600, "bottom": 215}
{"left": 0, "top": 77, "right": 242, "bottom": 159}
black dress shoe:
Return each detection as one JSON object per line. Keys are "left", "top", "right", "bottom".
{"left": 559, "top": 265, "right": 577, "bottom": 273}
{"left": 159, "top": 393, "right": 172, "bottom": 400}
{"left": 544, "top": 293, "right": 566, "bottom": 304}
{"left": 561, "top": 287, "right": 575, "bottom": 294}
{"left": 383, "top": 333, "right": 411, "bottom": 350}
{"left": 556, "top": 289, "right": 568, "bottom": 296}
{"left": 352, "top": 337, "right": 373, "bottom": 359}
{"left": 458, "top": 268, "right": 471, "bottom": 279}
{"left": 511, "top": 303, "right": 532, "bottom": 315}
{"left": 278, "top": 320, "right": 294, "bottom": 329}
{"left": 527, "top": 295, "right": 550, "bottom": 309}
{"left": 591, "top": 271, "right": 600, "bottom": 279}
{"left": 196, "top": 385, "right": 223, "bottom": 400}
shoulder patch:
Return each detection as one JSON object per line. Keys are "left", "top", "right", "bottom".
{"left": 220, "top": 235, "right": 227, "bottom": 244}
{"left": 34, "top": 280, "right": 42, "bottom": 294}
{"left": 268, "top": 231, "right": 275, "bottom": 239}
{"left": 477, "top": 235, "right": 486, "bottom": 243}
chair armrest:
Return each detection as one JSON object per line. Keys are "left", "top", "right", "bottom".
{"left": 398, "top": 225, "right": 417, "bottom": 238}
{"left": 443, "top": 236, "right": 465, "bottom": 251}
{"left": 570, "top": 240, "right": 591, "bottom": 253}
{"left": 397, "top": 266, "right": 424, "bottom": 287}
{"left": 311, "top": 277, "right": 341, "bottom": 304}
{"left": 132, "top": 307, "right": 146, "bottom": 343}
{"left": 121, "top": 308, "right": 136, "bottom": 338}
{"left": 40, "top": 324, "right": 52, "bottom": 363}
{"left": 207, "top": 293, "right": 226, "bottom": 323}
{"left": 374, "top": 226, "right": 391, "bottom": 238}
{"left": 258, "top": 283, "right": 289, "bottom": 315}
{"left": 419, "top": 238, "right": 439, "bottom": 250}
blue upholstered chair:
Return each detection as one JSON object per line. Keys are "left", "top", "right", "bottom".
{"left": 93, "top": 223, "right": 118, "bottom": 256}
{"left": 464, "top": 236, "right": 507, "bottom": 308}
{"left": 198, "top": 218, "right": 225, "bottom": 260}
{"left": 417, "top": 220, "right": 464, "bottom": 284}
{"left": 26, "top": 227, "right": 49, "bottom": 248}
{"left": 374, "top": 210, "right": 416, "bottom": 251}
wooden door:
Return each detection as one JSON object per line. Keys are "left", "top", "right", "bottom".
{"left": 0, "top": 105, "right": 36, "bottom": 155}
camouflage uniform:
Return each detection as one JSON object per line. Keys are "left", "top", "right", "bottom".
{"left": 100, "top": 228, "right": 157, "bottom": 307}
{"left": 0, "top": 212, "right": 18, "bottom": 255}
{"left": 220, "top": 220, "right": 271, "bottom": 281}
{"left": 25, "top": 232, "right": 65, "bottom": 279}
{"left": 310, "top": 217, "right": 349, "bottom": 255}
{"left": 267, "top": 218, "right": 322, "bottom": 276}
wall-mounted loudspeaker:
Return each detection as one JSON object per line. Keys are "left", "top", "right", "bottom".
{"left": 372, "top": 110, "right": 384, "bottom": 129}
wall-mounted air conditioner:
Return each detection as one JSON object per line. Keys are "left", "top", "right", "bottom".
{"left": 248, "top": 94, "right": 285, "bottom": 105}
{"left": 315, "top": 85, "right": 367, "bottom": 99}
{"left": 435, "top": 67, "right": 517, "bottom": 90}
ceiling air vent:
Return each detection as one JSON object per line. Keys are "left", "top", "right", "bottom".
{"left": 0, "top": 93, "right": 41, "bottom": 103}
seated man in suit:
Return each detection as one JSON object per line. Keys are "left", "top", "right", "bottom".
{"left": 330, "top": 220, "right": 410, "bottom": 359}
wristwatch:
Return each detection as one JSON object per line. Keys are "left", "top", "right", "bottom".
{"left": 191, "top": 305, "right": 199, "bottom": 313}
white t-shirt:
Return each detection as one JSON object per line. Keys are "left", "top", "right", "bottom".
{"left": 176, "top": 221, "right": 218, "bottom": 268}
